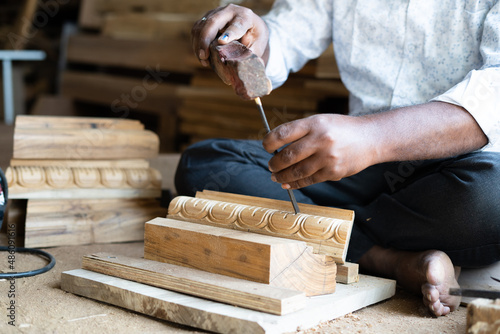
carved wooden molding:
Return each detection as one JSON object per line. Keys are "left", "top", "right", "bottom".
{"left": 6, "top": 166, "right": 161, "bottom": 199}
{"left": 167, "top": 196, "right": 353, "bottom": 263}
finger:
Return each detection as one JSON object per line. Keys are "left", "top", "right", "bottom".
{"left": 280, "top": 168, "right": 331, "bottom": 190}
{"left": 217, "top": 7, "right": 255, "bottom": 44}
{"left": 271, "top": 153, "right": 322, "bottom": 184}
{"left": 193, "top": 8, "right": 240, "bottom": 65}
{"left": 263, "top": 119, "right": 311, "bottom": 155}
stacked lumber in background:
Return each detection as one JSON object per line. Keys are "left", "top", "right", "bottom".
{"left": 59, "top": 0, "right": 349, "bottom": 152}
{"left": 177, "top": 67, "right": 334, "bottom": 147}
{"left": 6, "top": 115, "right": 166, "bottom": 248}
{"left": 61, "top": 190, "right": 395, "bottom": 334}
{"left": 60, "top": 0, "right": 275, "bottom": 152}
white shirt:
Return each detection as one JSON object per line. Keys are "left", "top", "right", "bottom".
{"left": 263, "top": 0, "right": 500, "bottom": 152}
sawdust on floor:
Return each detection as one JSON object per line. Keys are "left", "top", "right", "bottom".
{"left": 0, "top": 240, "right": 467, "bottom": 334}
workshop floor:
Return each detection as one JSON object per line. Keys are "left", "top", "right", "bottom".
{"left": 0, "top": 122, "right": 467, "bottom": 333}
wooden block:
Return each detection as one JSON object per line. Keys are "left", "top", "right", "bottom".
{"left": 6, "top": 166, "right": 161, "bottom": 200}
{"left": 24, "top": 198, "right": 166, "bottom": 248}
{"left": 13, "top": 128, "right": 159, "bottom": 160}
{"left": 82, "top": 252, "right": 306, "bottom": 315}
{"left": 144, "top": 218, "right": 336, "bottom": 296}
{"left": 10, "top": 159, "right": 149, "bottom": 169}
{"left": 209, "top": 40, "right": 272, "bottom": 100}
{"left": 15, "top": 115, "right": 144, "bottom": 130}
{"left": 169, "top": 193, "right": 354, "bottom": 263}
{"left": 61, "top": 269, "right": 396, "bottom": 334}
{"left": 336, "top": 262, "right": 359, "bottom": 284}
{"left": 467, "top": 299, "right": 500, "bottom": 333}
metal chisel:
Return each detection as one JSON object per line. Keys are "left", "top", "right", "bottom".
{"left": 255, "top": 98, "right": 300, "bottom": 214}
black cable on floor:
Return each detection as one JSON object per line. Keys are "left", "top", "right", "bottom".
{"left": 0, "top": 246, "right": 56, "bottom": 278}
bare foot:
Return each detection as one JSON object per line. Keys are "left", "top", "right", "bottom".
{"left": 359, "top": 246, "right": 461, "bottom": 317}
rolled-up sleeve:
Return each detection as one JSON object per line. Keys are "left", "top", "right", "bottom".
{"left": 432, "top": 3, "right": 500, "bottom": 151}
{"left": 262, "top": 0, "right": 333, "bottom": 89}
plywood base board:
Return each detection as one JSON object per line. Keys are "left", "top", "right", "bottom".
{"left": 61, "top": 269, "right": 396, "bottom": 334}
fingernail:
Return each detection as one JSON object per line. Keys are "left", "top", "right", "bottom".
{"left": 282, "top": 183, "right": 291, "bottom": 190}
{"left": 430, "top": 305, "right": 435, "bottom": 312}
{"left": 427, "top": 294, "right": 432, "bottom": 301}
{"left": 201, "top": 59, "right": 209, "bottom": 67}
{"left": 271, "top": 174, "right": 277, "bottom": 182}
{"left": 219, "top": 33, "right": 229, "bottom": 42}
{"left": 199, "top": 49, "right": 206, "bottom": 59}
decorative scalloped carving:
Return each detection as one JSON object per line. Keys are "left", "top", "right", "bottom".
{"left": 167, "top": 196, "right": 353, "bottom": 262}
{"left": 7, "top": 166, "right": 161, "bottom": 191}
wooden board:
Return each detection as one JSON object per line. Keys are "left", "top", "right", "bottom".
{"left": 6, "top": 166, "right": 161, "bottom": 200}
{"left": 82, "top": 253, "right": 306, "bottom": 315}
{"left": 78, "top": 0, "right": 219, "bottom": 29}
{"left": 168, "top": 194, "right": 354, "bottom": 263}
{"left": 61, "top": 71, "right": 178, "bottom": 114}
{"left": 13, "top": 128, "right": 159, "bottom": 160}
{"left": 144, "top": 218, "right": 336, "bottom": 296}
{"left": 24, "top": 198, "right": 166, "bottom": 248}
{"left": 467, "top": 299, "right": 500, "bottom": 333}
{"left": 66, "top": 34, "right": 197, "bottom": 74}
{"left": 15, "top": 115, "right": 144, "bottom": 130}
{"left": 102, "top": 13, "right": 197, "bottom": 41}
{"left": 61, "top": 269, "right": 396, "bottom": 334}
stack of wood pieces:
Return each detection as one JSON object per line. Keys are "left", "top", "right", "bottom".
{"left": 5, "top": 115, "right": 167, "bottom": 248}
{"left": 177, "top": 68, "right": 328, "bottom": 147}
{"left": 61, "top": 190, "right": 397, "bottom": 333}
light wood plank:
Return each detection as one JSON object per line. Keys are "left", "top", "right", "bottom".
{"left": 82, "top": 252, "right": 306, "bottom": 315}
{"left": 13, "top": 128, "right": 159, "bottom": 160}
{"left": 15, "top": 115, "right": 144, "bottom": 130}
{"left": 61, "top": 269, "right": 396, "bottom": 334}
{"left": 24, "top": 198, "right": 166, "bottom": 248}
{"left": 144, "top": 218, "right": 336, "bottom": 296}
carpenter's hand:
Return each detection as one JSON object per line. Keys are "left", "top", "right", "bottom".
{"left": 192, "top": 4, "right": 270, "bottom": 67}
{"left": 263, "top": 114, "right": 379, "bottom": 189}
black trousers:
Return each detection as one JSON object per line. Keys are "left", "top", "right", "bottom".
{"left": 175, "top": 139, "right": 500, "bottom": 268}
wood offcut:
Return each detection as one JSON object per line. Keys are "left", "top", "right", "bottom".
{"left": 82, "top": 252, "right": 306, "bottom": 315}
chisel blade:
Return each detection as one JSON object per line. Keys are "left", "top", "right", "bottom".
{"left": 449, "top": 287, "right": 500, "bottom": 299}
{"left": 255, "top": 97, "right": 300, "bottom": 215}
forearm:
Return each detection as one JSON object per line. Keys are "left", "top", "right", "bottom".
{"left": 367, "top": 102, "right": 488, "bottom": 164}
